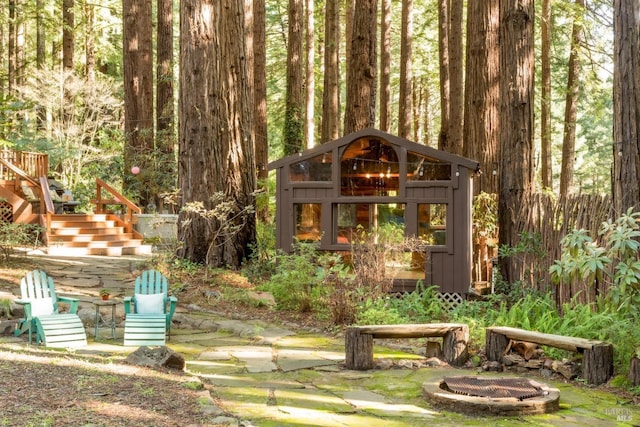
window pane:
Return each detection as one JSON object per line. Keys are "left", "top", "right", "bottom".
{"left": 294, "top": 203, "right": 322, "bottom": 242}
{"left": 341, "top": 138, "right": 399, "bottom": 196}
{"left": 334, "top": 203, "right": 405, "bottom": 244}
{"left": 290, "top": 153, "right": 332, "bottom": 181}
{"left": 418, "top": 203, "right": 447, "bottom": 245}
{"left": 407, "top": 152, "right": 451, "bottom": 181}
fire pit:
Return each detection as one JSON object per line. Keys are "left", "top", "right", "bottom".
{"left": 423, "top": 376, "right": 560, "bottom": 416}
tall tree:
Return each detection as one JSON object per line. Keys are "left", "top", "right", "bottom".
{"left": 448, "top": 0, "right": 464, "bottom": 154}
{"left": 498, "top": 0, "right": 535, "bottom": 284}
{"left": 123, "top": 0, "right": 154, "bottom": 208}
{"left": 157, "top": 0, "right": 174, "bottom": 136}
{"left": 540, "top": 0, "right": 553, "bottom": 188}
{"left": 283, "top": 0, "right": 304, "bottom": 155}
{"left": 8, "top": 0, "right": 16, "bottom": 93}
{"left": 437, "top": 0, "right": 450, "bottom": 150}
{"left": 178, "top": 0, "right": 255, "bottom": 267}
{"left": 343, "top": 0, "right": 377, "bottom": 134}
{"left": 305, "top": 0, "right": 315, "bottom": 148}
{"left": 559, "top": 0, "right": 585, "bottom": 196}
{"left": 613, "top": 0, "right": 640, "bottom": 214}
{"left": 320, "top": 0, "right": 340, "bottom": 142}
{"left": 398, "top": 0, "right": 413, "bottom": 138}
{"left": 464, "top": 0, "right": 499, "bottom": 195}
{"left": 63, "top": 0, "right": 74, "bottom": 71}
{"left": 254, "top": 0, "right": 269, "bottom": 220}
{"left": 155, "top": 0, "right": 175, "bottom": 212}
{"left": 84, "top": 0, "right": 95, "bottom": 82}
{"left": 379, "top": 0, "right": 391, "bottom": 133}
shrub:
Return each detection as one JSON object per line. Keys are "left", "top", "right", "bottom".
{"left": 261, "top": 243, "right": 330, "bottom": 313}
{"left": 0, "top": 220, "right": 44, "bottom": 261}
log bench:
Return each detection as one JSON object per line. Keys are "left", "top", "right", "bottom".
{"left": 345, "top": 323, "right": 469, "bottom": 370}
{"left": 486, "top": 326, "right": 613, "bottom": 385}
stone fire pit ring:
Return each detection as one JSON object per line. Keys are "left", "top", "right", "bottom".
{"left": 423, "top": 376, "right": 560, "bottom": 416}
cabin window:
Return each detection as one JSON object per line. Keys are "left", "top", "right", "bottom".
{"left": 407, "top": 151, "right": 451, "bottom": 181}
{"left": 294, "top": 203, "right": 322, "bottom": 242}
{"left": 334, "top": 203, "right": 405, "bottom": 244}
{"left": 340, "top": 138, "right": 400, "bottom": 196}
{"left": 418, "top": 203, "right": 447, "bottom": 245}
{"left": 289, "top": 153, "right": 332, "bottom": 182}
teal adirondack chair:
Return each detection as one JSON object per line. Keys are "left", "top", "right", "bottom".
{"left": 123, "top": 269, "right": 177, "bottom": 346}
{"left": 14, "top": 270, "right": 87, "bottom": 348}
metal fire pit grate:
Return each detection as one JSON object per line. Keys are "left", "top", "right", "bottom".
{"left": 442, "top": 376, "right": 547, "bottom": 401}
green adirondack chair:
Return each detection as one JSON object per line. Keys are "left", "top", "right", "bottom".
{"left": 14, "top": 270, "right": 87, "bottom": 348}
{"left": 123, "top": 269, "right": 177, "bottom": 346}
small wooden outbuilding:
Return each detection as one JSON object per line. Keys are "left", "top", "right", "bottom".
{"left": 268, "top": 128, "right": 480, "bottom": 296}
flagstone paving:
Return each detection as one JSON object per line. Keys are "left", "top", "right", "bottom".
{"left": 2, "top": 252, "right": 640, "bottom": 426}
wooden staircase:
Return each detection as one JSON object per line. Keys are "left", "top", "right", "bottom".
{"left": 46, "top": 214, "right": 152, "bottom": 256}
{"left": 2, "top": 150, "right": 152, "bottom": 257}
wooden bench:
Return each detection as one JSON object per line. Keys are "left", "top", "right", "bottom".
{"left": 486, "top": 326, "right": 613, "bottom": 385}
{"left": 345, "top": 323, "right": 469, "bottom": 370}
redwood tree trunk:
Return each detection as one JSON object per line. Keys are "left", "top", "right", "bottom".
{"left": 498, "top": 0, "right": 535, "bottom": 284}
{"left": 320, "top": 0, "right": 341, "bottom": 142}
{"left": 123, "top": 0, "right": 154, "bottom": 208}
{"left": 398, "top": 0, "right": 413, "bottom": 139}
{"left": 155, "top": 0, "right": 175, "bottom": 212}
{"left": 343, "top": 0, "right": 377, "bottom": 134}
{"left": 559, "top": 0, "right": 584, "bottom": 196}
{"left": 437, "top": 0, "right": 450, "bottom": 151}
{"left": 464, "top": 1, "right": 499, "bottom": 195}
{"left": 540, "top": 0, "right": 552, "bottom": 189}
{"left": 178, "top": 0, "right": 256, "bottom": 268}
{"left": 448, "top": 0, "right": 464, "bottom": 155}
{"left": 379, "top": 0, "right": 391, "bottom": 133}
{"left": 63, "top": 0, "right": 74, "bottom": 71}
{"left": 612, "top": 0, "right": 640, "bottom": 214}
{"left": 254, "top": 0, "right": 269, "bottom": 221}
{"left": 284, "top": 0, "right": 304, "bottom": 155}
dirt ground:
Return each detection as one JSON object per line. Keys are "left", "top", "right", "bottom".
{"left": 0, "top": 344, "right": 211, "bottom": 427}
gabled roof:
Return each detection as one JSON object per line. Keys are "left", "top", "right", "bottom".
{"left": 268, "top": 128, "right": 481, "bottom": 172}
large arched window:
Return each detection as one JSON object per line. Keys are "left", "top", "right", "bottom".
{"left": 340, "top": 138, "right": 400, "bottom": 196}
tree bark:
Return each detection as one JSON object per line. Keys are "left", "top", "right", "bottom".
{"left": 448, "top": 0, "right": 464, "bottom": 155}
{"left": 123, "top": 0, "right": 154, "bottom": 208}
{"left": 254, "top": 0, "right": 269, "bottom": 221}
{"left": 437, "top": 0, "right": 450, "bottom": 151}
{"left": 343, "top": 0, "right": 377, "bottom": 134}
{"left": 559, "top": 0, "right": 584, "bottom": 196}
{"left": 320, "top": 0, "right": 341, "bottom": 142}
{"left": 398, "top": 0, "right": 413, "bottom": 139}
{"left": 284, "top": 0, "right": 304, "bottom": 155}
{"left": 178, "top": 0, "right": 256, "bottom": 268}
{"left": 612, "top": 0, "right": 640, "bottom": 214}
{"left": 155, "top": 0, "right": 175, "bottom": 213}
{"left": 63, "top": 0, "right": 74, "bottom": 72}
{"left": 379, "top": 0, "right": 391, "bottom": 133}
{"left": 498, "top": 0, "right": 535, "bottom": 284}
{"left": 540, "top": 0, "right": 553, "bottom": 189}
{"left": 305, "top": 0, "right": 315, "bottom": 149}
{"left": 464, "top": 0, "right": 499, "bottom": 195}
{"left": 84, "top": 0, "right": 95, "bottom": 83}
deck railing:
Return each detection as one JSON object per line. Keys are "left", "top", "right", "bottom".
{"left": 92, "top": 178, "right": 141, "bottom": 234}
{"left": 0, "top": 149, "right": 48, "bottom": 182}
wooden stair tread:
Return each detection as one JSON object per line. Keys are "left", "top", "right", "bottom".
{"left": 45, "top": 213, "right": 150, "bottom": 257}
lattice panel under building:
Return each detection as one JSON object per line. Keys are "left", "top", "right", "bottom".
{"left": 0, "top": 201, "right": 12, "bottom": 223}
{"left": 437, "top": 292, "right": 464, "bottom": 311}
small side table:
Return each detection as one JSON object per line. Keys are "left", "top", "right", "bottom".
{"left": 93, "top": 299, "right": 117, "bottom": 340}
